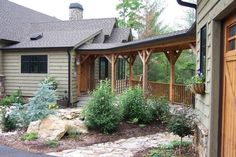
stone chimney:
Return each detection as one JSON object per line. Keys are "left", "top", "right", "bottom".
{"left": 69, "top": 3, "right": 84, "bottom": 20}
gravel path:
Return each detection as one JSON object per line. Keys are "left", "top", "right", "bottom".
{"left": 48, "top": 132, "right": 191, "bottom": 157}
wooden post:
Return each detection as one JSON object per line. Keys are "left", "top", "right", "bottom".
{"left": 165, "top": 50, "right": 181, "bottom": 104}
{"left": 110, "top": 54, "right": 118, "bottom": 93}
{"left": 138, "top": 50, "right": 152, "bottom": 94}
{"left": 122, "top": 54, "right": 136, "bottom": 88}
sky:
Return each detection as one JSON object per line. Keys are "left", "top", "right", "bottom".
{"left": 9, "top": 0, "right": 192, "bottom": 29}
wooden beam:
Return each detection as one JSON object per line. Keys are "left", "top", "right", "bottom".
{"left": 189, "top": 43, "right": 196, "bottom": 53}
{"left": 80, "top": 54, "right": 90, "bottom": 65}
{"left": 138, "top": 50, "right": 152, "bottom": 94}
{"left": 111, "top": 54, "right": 118, "bottom": 92}
{"left": 164, "top": 50, "right": 182, "bottom": 103}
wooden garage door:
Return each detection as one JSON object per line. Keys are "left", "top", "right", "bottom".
{"left": 221, "top": 13, "right": 236, "bottom": 157}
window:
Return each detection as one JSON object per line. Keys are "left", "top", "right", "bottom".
{"left": 116, "top": 58, "right": 125, "bottom": 80}
{"left": 200, "top": 25, "right": 207, "bottom": 76}
{"left": 21, "top": 55, "right": 48, "bottom": 73}
{"left": 99, "top": 57, "right": 108, "bottom": 80}
{"left": 228, "top": 24, "right": 236, "bottom": 51}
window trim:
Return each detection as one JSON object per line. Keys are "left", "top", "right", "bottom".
{"left": 200, "top": 25, "right": 207, "bottom": 76}
{"left": 21, "top": 55, "right": 48, "bottom": 74}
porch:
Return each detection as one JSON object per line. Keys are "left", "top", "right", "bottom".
{"left": 76, "top": 25, "right": 196, "bottom": 106}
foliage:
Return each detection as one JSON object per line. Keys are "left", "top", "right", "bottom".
{"left": 3, "top": 115, "right": 17, "bottom": 132}
{"left": 149, "top": 140, "right": 192, "bottom": 157}
{"left": 44, "top": 139, "right": 59, "bottom": 148}
{"left": 168, "top": 114, "right": 193, "bottom": 146}
{"left": 185, "top": 69, "right": 205, "bottom": 89}
{"left": 5, "top": 83, "right": 57, "bottom": 129}
{"left": 0, "top": 90, "right": 25, "bottom": 106}
{"left": 83, "top": 80, "right": 122, "bottom": 133}
{"left": 20, "top": 132, "right": 38, "bottom": 141}
{"left": 116, "top": 0, "right": 144, "bottom": 32}
{"left": 119, "top": 86, "right": 153, "bottom": 124}
{"left": 26, "top": 83, "right": 57, "bottom": 123}
{"left": 66, "top": 128, "right": 80, "bottom": 138}
{"left": 147, "top": 97, "right": 171, "bottom": 124}
{"left": 48, "top": 103, "right": 58, "bottom": 110}
{"left": 41, "top": 76, "right": 58, "bottom": 90}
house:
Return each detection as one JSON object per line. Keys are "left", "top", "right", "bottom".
{"left": 176, "top": 0, "right": 236, "bottom": 157}
{"left": 0, "top": 0, "right": 132, "bottom": 103}
{"left": 0, "top": 0, "right": 196, "bottom": 106}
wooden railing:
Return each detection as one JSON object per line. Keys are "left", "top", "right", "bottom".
{"left": 132, "top": 80, "right": 193, "bottom": 106}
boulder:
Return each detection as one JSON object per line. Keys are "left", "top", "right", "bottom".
{"left": 27, "top": 120, "right": 41, "bottom": 133}
{"left": 38, "top": 115, "right": 68, "bottom": 140}
{"left": 57, "top": 108, "right": 82, "bottom": 120}
{"left": 66, "top": 118, "right": 88, "bottom": 134}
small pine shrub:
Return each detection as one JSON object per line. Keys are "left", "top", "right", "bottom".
{"left": 168, "top": 114, "right": 193, "bottom": 145}
{"left": 6, "top": 83, "right": 57, "bottom": 129}
{"left": 119, "top": 86, "right": 153, "bottom": 124}
{"left": 0, "top": 90, "right": 24, "bottom": 106}
{"left": 41, "top": 76, "right": 58, "bottom": 90}
{"left": 20, "top": 132, "right": 38, "bottom": 141}
{"left": 83, "top": 81, "right": 122, "bottom": 133}
{"left": 44, "top": 139, "right": 59, "bottom": 148}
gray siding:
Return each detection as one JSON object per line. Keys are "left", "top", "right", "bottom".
{"left": 2, "top": 51, "right": 69, "bottom": 97}
{"left": 196, "top": 0, "right": 235, "bottom": 156}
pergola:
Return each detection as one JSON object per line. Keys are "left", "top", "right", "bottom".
{"left": 77, "top": 24, "right": 196, "bottom": 103}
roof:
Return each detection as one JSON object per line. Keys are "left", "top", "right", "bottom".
{"left": 5, "top": 29, "right": 102, "bottom": 49}
{"left": 0, "top": 0, "right": 59, "bottom": 42}
{"left": 105, "top": 28, "right": 131, "bottom": 43}
{"left": 78, "top": 24, "right": 195, "bottom": 51}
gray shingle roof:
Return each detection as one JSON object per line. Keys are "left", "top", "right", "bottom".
{"left": 78, "top": 28, "right": 194, "bottom": 51}
{"left": 105, "top": 28, "right": 131, "bottom": 43}
{"left": 4, "top": 29, "right": 102, "bottom": 49}
{"left": 0, "top": 0, "right": 59, "bottom": 42}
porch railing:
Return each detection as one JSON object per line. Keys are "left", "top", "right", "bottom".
{"left": 131, "top": 80, "right": 193, "bottom": 106}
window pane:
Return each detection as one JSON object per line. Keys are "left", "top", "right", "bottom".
{"left": 99, "top": 57, "right": 108, "bottom": 80}
{"left": 229, "top": 39, "right": 235, "bottom": 51}
{"left": 200, "top": 25, "right": 207, "bottom": 77}
{"left": 229, "top": 24, "right": 236, "bottom": 37}
{"left": 21, "top": 55, "right": 48, "bottom": 73}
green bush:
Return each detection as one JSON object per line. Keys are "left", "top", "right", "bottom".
{"left": 6, "top": 83, "right": 57, "bottom": 129}
{"left": 0, "top": 90, "right": 24, "bottom": 106}
{"left": 168, "top": 114, "right": 193, "bottom": 144}
{"left": 44, "top": 139, "right": 59, "bottom": 148}
{"left": 119, "top": 86, "right": 153, "bottom": 124}
{"left": 20, "top": 132, "right": 38, "bottom": 141}
{"left": 83, "top": 81, "right": 122, "bottom": 133}
{"left": 148, "top": 97, "right": 171, "bottom": 124}
{"left": 41, "top": 76, "right": 58, "bottom": 90}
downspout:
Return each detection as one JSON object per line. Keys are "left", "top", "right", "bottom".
{"left": 176, "top": 0, "right": 197, "bottom": 9}
{"left": 67, "top": 48, "right": 72, "bottom": 106}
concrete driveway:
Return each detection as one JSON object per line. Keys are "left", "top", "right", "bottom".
{"left": 0, "top": 145, "right": 53, "bottom": 157}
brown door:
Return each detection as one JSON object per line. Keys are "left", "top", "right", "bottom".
{"left": 80, "top": 60, "right": 90, "bottom": 94}
{"left": 221, "top": 13, "right": 236, "bottom": 157}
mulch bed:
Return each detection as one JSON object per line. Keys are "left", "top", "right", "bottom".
{"left": 0, "top": 120, "right": 166, "bottom": 154}
{"left": 134, "top": 145, "right": 198, "bottom": 157}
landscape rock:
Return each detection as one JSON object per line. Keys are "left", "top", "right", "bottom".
{"left": 38, "top": 115, "right": 68, "bottom": 140}
{"left": 27, "top": 120, "right": 41, "bottom": 133}
{"left": 26, "top": 109, "right": 88, "bottom": 140}
{"left": 66, "top": 118, "right": 88, "bottom": 134}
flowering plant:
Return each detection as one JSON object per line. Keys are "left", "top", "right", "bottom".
{"left": 190, "top": 69, "right": 205, "bottom": 84}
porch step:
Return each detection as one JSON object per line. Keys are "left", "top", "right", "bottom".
{"left": 77, "top": 95, "right": 90, "bottom": 107}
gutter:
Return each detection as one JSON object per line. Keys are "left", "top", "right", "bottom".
{"left": 67, "top": 48, "right": 72, "bottom": 106}
{"left": 176, "top": 0, "right": 197, "bottom": 9}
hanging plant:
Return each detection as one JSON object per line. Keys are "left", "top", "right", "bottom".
{"left": 186, "top": 69, "right": 205, "bottom": 95}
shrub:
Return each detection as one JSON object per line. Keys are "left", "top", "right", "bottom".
{"left": 44, "top": 139, "right": 59, "bottom": 148}
{"left": 0, "top": 90, "right": 24, "bottom": 106}
{"left": 41, "top": 76, "right": 58, "bottom": 90}
{"left": 20, "top": 132, "right": 38, "bottom": 141}
{"left": 168, "top": 114, "right": 193, "bottom": 146}
{"left": 83, "top": 81, "right": 122, "bottom": 133}
{"left": 119, "top": 86, "right": 153, "bottom": 124}
{"left": 66, "top": 128, "right": 80, "bottom": 138}
{"left": 5, "top": 83, "right": 57, "bottom": 129}
{"left": 148, "top": 97, "right": 171, "bottom": 124}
